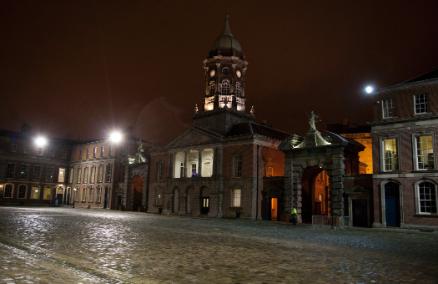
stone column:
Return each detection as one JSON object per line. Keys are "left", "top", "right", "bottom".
{"left": 329, "top": 150, "right": 345, "bottom": 226}
{"left": 216, "top": 147, "right": 224, "bottom": 217}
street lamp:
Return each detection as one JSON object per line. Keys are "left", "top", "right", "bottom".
{"left": 108, "top": 130, "right": 124, "bottom": 144}
{"left": 364, "top": 85, "right": 375, "bottom": 95}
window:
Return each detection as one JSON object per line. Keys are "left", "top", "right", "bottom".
{"left": 105, "top": 164, "right": 112, "bottom": 183}
{"left": 18, "top": 185, "right": 27, "bottom": 199}
{"left": 265, "top": 166, "right": 274, "bottom": 177}
{"left": 4, "top": 184, "right": 13, "bottom": 198}
{"left": 31, "top": 186, "right": 40, "bottom": 199}
{"left": 156, "top": 160, "right": 164, "bottom": 181}
{"left": 45, "top": 167, "right": 55, "bottom": 182}
{"left": 231, "top": 189, "right": 241, "bottom": 207}
{"left": 208, "top": 81, "right": 215, "bottom": 95}
{"left": 18, "top": 164, "right": 27, "bottom": 178}
{"left": 81, "top": 188, "right": 87, "bottom": 202}
{"left": 186, "top": 150, "right": 199, "bottom": 177}
{"left": 6, "top": 164, "right": 15, "bottom": 178}
{"left": 88, "top": 187, "right": 94, "bottom": 203}
{"left": 32, "top": 166, "right": 41, "bottom": 180}
{"left": 69, "top": 168, "right": 74, "bottom": 184}
{"left": 382, "top": 99, "right": 394, "bottom": 119}
{"left": 220, "top": 79, "right": 230, "bottom": 96}
{"left": 233, "top": 155, "right": 243, "bottom": 177}
{"left": 58, "top": 168, "right": 66, "bottom": 183}
{"left": 414, "top": 94, "right": 428, "bottom": 114}
{"left": 97, "top": 165, "right": 104, "bottom": 183}
{"left": 90, "top": 166, "right": 96, "bottom": 183}
{"left": 173, "top": 152, "right": 185, "bottom": 178}
{"left": 94, "top": 146, "right": 98, "bottom": 158}
{"left": 415, "top": 135, "right": 434, "bottom": 170}
{"left": 235, "top": 82, "right": 242, "bottom": 96}
{"left": 77, "top": 168, "right": 82, "bottom": 184}
{"left": 382, "top": 138, "right": 398, "bottom": 172}
{"left": 96, "top": 187, "right": 102, "bottom": 203}
{"left": 42, "top": 187, "right": 52, "bottom": 200}
{"left": 100, "top": 146, "right": 105, "bottom": 157}
{"left": 417, "top": 182, "right": 437, "bottom": 214}
{"left": 83, "top": 167, "right": 89, "bottom": 184}
{"left": 201, "top": 149, "right": 214, "bottom": 177}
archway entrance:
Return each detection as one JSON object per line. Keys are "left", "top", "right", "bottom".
{"left": 385, "top": 182, "right": 400, "bottom": 227}
{"left": 132, "top": 175, "right": 144, "bottom": 211}
{"left": 302, "top": 167, "right": 330, "bottom": 223}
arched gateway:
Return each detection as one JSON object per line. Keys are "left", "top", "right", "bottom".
{"left": 280, "top": 112, "right": 371, "bottom": 227}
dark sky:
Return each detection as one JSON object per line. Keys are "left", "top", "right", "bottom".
{"left": 1, "top": 0, "right": 438, "bottom": 144}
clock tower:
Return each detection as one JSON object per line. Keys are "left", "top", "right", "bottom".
{"left": 203, "top": 15, "right": 248, "bottom": 112}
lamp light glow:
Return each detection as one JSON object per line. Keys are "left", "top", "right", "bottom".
{"left": 364, "top": 85, "right": 375, "bottom": 95}
{"left": 34, "top": 135, "right": 48, "bottom": 148}
{"left": 109, "top": 130, "right": 124, "bottom": 144}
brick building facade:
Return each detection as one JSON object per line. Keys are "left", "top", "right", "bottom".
{"left": 372, "top": 71, "right": 438, "bottom": 229}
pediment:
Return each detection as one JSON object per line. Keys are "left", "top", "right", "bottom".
{"left": 166, "top": 127, "right": 222, "bottom": 149}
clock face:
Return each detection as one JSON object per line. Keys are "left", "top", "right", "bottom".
{"left": 236, "top": 70, "right": 241, "bottom": 78}
{"left": 209, "top": 70, "right": 215, "bottom": 77}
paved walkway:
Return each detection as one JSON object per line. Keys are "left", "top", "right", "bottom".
{"left": 0, "top": 207, "right": 437, "bottom": 283}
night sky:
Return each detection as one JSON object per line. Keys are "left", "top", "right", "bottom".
{"left": 1, "top": 0, "right": 438, "bottom": 144}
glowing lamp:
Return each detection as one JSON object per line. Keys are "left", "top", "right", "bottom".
{"left": 109, "top": 130, "right": 123, "bottom": 144}
{"left": 34, "top": 135, "right": 48, "bottom": 148}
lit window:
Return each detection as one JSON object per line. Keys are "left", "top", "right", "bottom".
{"left": 97, "top": 165, "right": 104, "bottom": 183}
{"left": 83, "top": 167, "right": 89, "bottom": 184}
{"left": 43, "top": 187, "right": 52, "bottom": 200}
{"left": 201, "top": 149, "right": 214, "bottom": 177}
{"left": 415, "top": 135, "right": 434, "bottom": 170}
{"left": 186, "top": 150, "right": 199, "bottom": 177}
{"left": 382, "top": 99, "right": 394, "bottom": 119}
{"left": 69, "top": 168, "right": 74, "bottom": 184}
{"left": 58, "top": 168, "right": 66, "bottom": 183}
{"left": 94, "top": 146, "right": 98, "bottom": 158}
{"left": 220, "top": 79, "right": 230, "bottom": 96}
{"left": 265, "top": 166, "right": 274, "bottom": 177}
{"left": 31, "top": 186, "right": 40, "bottom": 199}
{"left": 417, "top": 182, "right": 437, "bottom": 214}
{"left": 173, "top": 152, "right": 185, "bottom": 178}
{"left": 382, "top": 138, "right": 397, "bottom": 172}
{"left": 4, "top": 184, "right": 13, "bottom": 198}
{"left": 18, "top": 185, "right": 27, "bottom": 199}
{"left": 414, "top": 94, "right": 428, "bottom": 114}
{"left": 105, "top": 164, "right": 112, "bottom": 183}
{"left": 90, "top": 166, "right": 96, "bottom": 183}
{"left": 231, "top": 189, "right": 241, "bottom": 207}
{"left": 233, "top": 155, "right": 242, "bottom": 177}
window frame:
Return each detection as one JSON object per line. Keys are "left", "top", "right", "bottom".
{"left": 414, "top": 94, "right": 428, "bottom": 115}
{"left": 381, "top": 137, "right": 398, "bottom": 172}
{"left": 381, "top": 98, "right": 394, "bottom": 119}
{"left": 17, "top": 184, "right": 27, "bottom": 199}
{"left": 231, "top": 188, "right": 242, "bottom": 208}
{"left": 413, "top": 134, "right": 435, "bottom": 171}
{"left": 232, "top": 155, "right": 243, "bottom": 177}
{"left": 3, "top": 184, "right": 14, "bottom": 198}
{"left": 416, "top": 181, "right": 438, "bottom": 215}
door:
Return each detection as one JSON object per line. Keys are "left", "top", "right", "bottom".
{"left": 271, "top": 198, "right": 278, "bottom": 220}
{"left": 385, "top": 183, "right": 400, "bottom": 227}
{"left": 352, "top": 199, "right": 368, "bottom": 227}
{"left": 103, "top": 187, "right": 109, "bottom": 209}
{"left": 201, "top": 197, "right": 210, "bottom": 215}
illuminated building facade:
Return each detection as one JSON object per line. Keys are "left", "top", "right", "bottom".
{"left": 147, "top": 17, "right": 288, "bottom": 219}
{"left": 371, "top": 71, "right": 438, "bottom": 229}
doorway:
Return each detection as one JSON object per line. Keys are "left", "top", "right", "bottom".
{"left": 271, "top": 198, "right": 278, "bottom": 220}
{"left": 385, "top": 182, "right": 400, "bottom": 227}
{"left": 201, "top": 197, "right": 210, "bottom": 215}
{"left": 132, "top": 175, "right": 144, "bottom": 211}
{"left": 352, "top": 199, "right": 368, "bottom": 227}
{"left": 302, "top": 167, "right": 330, "bottom": 223}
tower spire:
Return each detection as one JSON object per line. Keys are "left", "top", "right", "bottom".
{"left": 223, "top": 14, "right": 232, "bottom": 36}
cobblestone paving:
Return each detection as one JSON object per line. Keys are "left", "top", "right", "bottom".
{"left": 0, "top": 207, "right": 437, "bottom": 283}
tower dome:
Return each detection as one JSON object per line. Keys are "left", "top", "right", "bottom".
{"left": 208, "top": 15, "right": 244, "bottom": 59}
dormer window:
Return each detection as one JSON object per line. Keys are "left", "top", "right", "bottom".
{"left": 382, "top": 99, "right": 394, "bottom": 119}
{"left": 414, "top": 94, "right": 428, "bottom": 114}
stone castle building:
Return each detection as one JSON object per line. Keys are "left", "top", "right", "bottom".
{"left": 0, "top": 17, "right": 436, "bottom": 230}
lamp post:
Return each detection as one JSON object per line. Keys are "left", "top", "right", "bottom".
{"left": 33, "top": 134, "right": 49, "bottom": 203}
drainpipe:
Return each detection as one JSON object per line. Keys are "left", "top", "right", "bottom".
{"left": 256, "top": 144, "right": 259, "bottom": 220}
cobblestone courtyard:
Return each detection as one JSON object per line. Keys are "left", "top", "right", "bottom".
{"left": 0, "top": 207, "right": 437, "bottom": 283}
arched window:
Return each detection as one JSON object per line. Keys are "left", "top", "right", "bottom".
{"left": 208, "top": 81, "right": 215, "bottom": 95}
{"left": 220, "top": 80, "right": 230, "bottom": 96}
{"left": 416, "top": 181, "right": 437, "bottom": 214}
{"left": 18, "top": 185, "right": 27, "bottom": 199}
{"left": 90, "top": 166, "right": 96, "bottom": 184}
{"left": 83, "top": 167, "right": 89, "bottom": 184}
{"left": 235, "top": 82, "right": 242, "bottom": 96}
{"left": 173, "top": 152, "right": 185, "bottom": 178}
